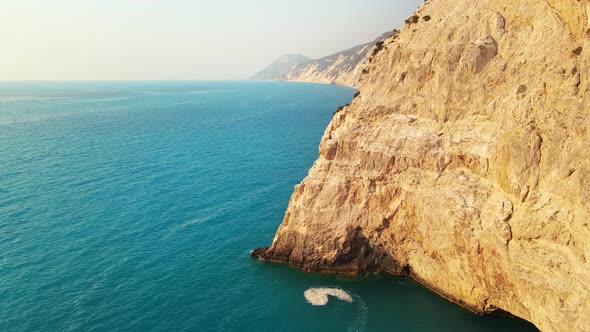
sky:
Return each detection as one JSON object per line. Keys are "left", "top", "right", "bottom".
{"left": 0, "top": 0, "right": 423, "bottom": 80}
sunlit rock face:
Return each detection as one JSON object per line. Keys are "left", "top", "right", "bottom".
{"left": 254, "top": 0, "right": 590, "bottom": 331}
{"left": 282, "top": 32, "right": 393, "bottom": 88}
{"left": 251, "top": 32, "right": 393, "bottom": 88}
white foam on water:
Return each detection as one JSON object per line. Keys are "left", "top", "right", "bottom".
{"left": 304, "top": 287, "right": 354, "bottom": 306}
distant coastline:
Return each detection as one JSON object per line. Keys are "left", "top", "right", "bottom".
{"left": 251, "top": 31, "right": 395, "bottom": 88}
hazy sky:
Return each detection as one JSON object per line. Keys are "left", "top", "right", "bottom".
{"left": 1, "top": 0, "right": 423, "bottom": 80}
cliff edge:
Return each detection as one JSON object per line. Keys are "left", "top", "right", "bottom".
{"left": 253, "top": 0, "right": 590, "bottom": 331}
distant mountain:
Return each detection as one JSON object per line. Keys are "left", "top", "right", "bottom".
{"left": 250, "top": 31, "right": 396, "bottom": 87}
{"left": 251, "top": 54, "right": 312, "bottom": 80}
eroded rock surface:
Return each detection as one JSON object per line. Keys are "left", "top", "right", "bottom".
{"left": 254, "top": 0, "right": 590, "bottom": 331}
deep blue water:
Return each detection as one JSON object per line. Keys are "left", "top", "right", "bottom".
{"left": 0, "top": 81, "right": 537, "bottom": 331}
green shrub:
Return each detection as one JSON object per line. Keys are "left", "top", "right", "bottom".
{"left": 334, "top": 103, "right": 351, "bottom": 115}
{"left": 573, "top": 47, "right": 583, "bottom": 56}
{"left": 372, "top": 41, "right": 385, "bottom": 57}
{"left": 405, "top": 15, "right": 419, "bottom": 24}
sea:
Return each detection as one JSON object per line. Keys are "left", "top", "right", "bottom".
{"left": 0, "top": 81, "right": 538, "bottom": 331}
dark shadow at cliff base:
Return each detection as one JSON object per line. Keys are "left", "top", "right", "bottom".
{"left": 251, "top": 245, "right": 539, "bottom": 332}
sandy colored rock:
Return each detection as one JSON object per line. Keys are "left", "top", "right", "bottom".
{"left": 251, "top": 54, "right": 312, "bottom": 80}
{"left": 281, "top": 32, "right": 394, "bottom": 88}
{"left": 254, "top": 0, "right": 590, "bottom": 331}
{"left": 251, "top": 32, "right": 394, "bottom": 88}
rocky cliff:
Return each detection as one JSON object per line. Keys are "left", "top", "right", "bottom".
{"left": 251, "top": 32, "right": 393, "bottom": 87}
{"left": 282, "top": 32, "right": 393, "bottom": 87}
{"left": 251, "top": 54, "right": 311, "bottom": 80}
{"left": 253, "top": 0, "right": 590, "bottom": 331}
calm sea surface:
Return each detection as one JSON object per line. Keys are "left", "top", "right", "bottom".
{"left": 0, "top": 81, "right": 537, "bottom": 331}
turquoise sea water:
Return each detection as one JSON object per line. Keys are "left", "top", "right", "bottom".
{"left": 0, "top": 81, "right": 537, "bottom": 332}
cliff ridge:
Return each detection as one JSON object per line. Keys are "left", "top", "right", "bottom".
{"left": 251, "top": 32, "right": 393, "bottom": 87}
{"left": 251, "top": 54, "right": 311, "bottom": 80}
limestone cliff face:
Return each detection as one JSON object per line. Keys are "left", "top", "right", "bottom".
{"left": 282, "top": 32, "right": 393, "bottom": 88}
{"left": 253, "top": 0, "right": 590, "bottom": 331}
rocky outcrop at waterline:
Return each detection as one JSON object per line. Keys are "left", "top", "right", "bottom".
{"left": 253, "top": 0, "right": 590, "bottom": 331}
